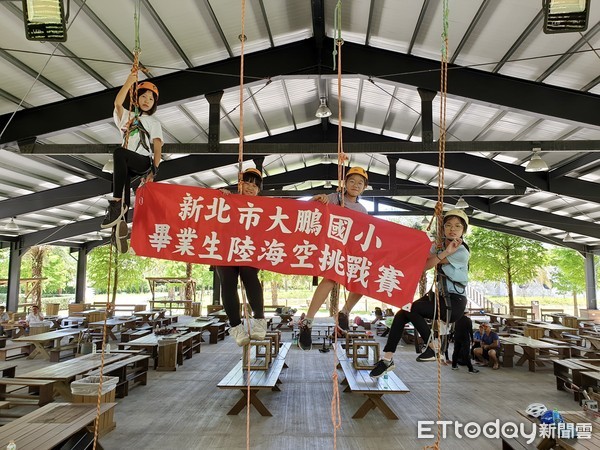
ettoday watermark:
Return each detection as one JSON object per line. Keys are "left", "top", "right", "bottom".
{"left": 417, "top": 420, "right": 591, "bottom": 443}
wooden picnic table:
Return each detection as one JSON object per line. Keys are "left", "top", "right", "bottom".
{"left": 515, "top": 409, "right": 600, "bottom": 449}
{"left": 133, "top": 310, "right": 157, "bottom": 325}
{"left": 501, "top": 335, "right": 571, "bottom": 372}
{"left": 1, "top": 323, "right": 27, "bottom": 338}
{"left": 525, "top": 321, "right": 578, "bottom": 339}
{"left": 485, "top": 313, "right": 526, "bottom": 328}
{"left": 13, "top": 329, "right": 84, "bottom": 360}
{"left": 118, "top": 332, "right": 201, "bottom": 368}
{"left": 176, "top": 318, "right": 217, "bottom": 342}
{"left": 89, "top": 317, "right": 138, "bottom": 341}
{"left": 0, "top": 402, "right": 116, "bottom": 450}
{"left": 14, "top": 352, "right": 130, "bottom": 399}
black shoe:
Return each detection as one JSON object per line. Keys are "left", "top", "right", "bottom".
{"left": 298, "top": 324, "right": 312, "bottom": 351}
{"left": 469, "top": 368, "right": 480, "bottom": 374}
{"left": 101, "top": 200, "right": 127, "bottom": 229}
{"left": 115, "top": 220, "right": 129, "bottom": 253}
{"left": 369, "top": 359, "right": 396, "bottom": 378}
{"left": 338, "top": 311, "right": 349, "bottom": 331}
{"left": 451, "top": 365, "right": 458, "bottom": 370}
{"left": 416, "top": 347, "right": 437, "bottom": 362}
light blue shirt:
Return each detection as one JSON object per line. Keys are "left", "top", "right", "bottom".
{"left": 432, "top": 244, "right": 469, "bottom": 295}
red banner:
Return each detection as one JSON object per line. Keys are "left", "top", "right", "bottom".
{"left": 130, "top": 183, "right": 431, "bottom": 307}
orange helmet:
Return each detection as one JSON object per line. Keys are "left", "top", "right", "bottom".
{"left": 137, "top": 81, "right": 159, "bottom": 99}
{"left": 243, "top": 168, "right": 262, "bottom": 179}
{"left": 346, "top": 167, "right": 368, "bottom": 184}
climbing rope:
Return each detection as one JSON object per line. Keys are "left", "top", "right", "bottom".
{"left": 232, "top": 2, "right": 254, "bottom": 449}
{"left": 425, "top": 2, "right": 450, "bottom": 449}
{"left": 330, "top": 2, "right": 345, "bottom": 448}
{"left": 92, "top": 3, "right": 142, "bottom": 449}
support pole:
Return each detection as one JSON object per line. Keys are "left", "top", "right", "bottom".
{"left": 6, "top": 241, "right": 22, "bottom": 312}
{"left": 585, "top": 251, "right": 597, "bottom": 310}
{"left": 75, "top": 246, "right": 88, "bottom": 304}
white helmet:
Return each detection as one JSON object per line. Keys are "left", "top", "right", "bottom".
{"left": 526, "top": 403, "right": 547, "bottom": 418}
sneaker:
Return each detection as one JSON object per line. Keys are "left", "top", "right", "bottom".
{"left": 101, "top": 200, "right": 128, "bottom": 229}
{"left": 115, "top": 220, "right": 129, "bottom": 253}
{"left": 469, "top": 368, "right": 480, "bottom": 374}
{"left": 298, "top": 323, "right": 312, "bottom": 351}
{"left": 250, "top": 318, "right": 267, "bottom": 340}
{"left": 338, "top": 311, "right": 349, "bottom": 331}
{"left": 451, "top": 365, "right": 459, "bottom": 370}
{"left": 229, "top": 323, "right": 250, "bottom": 346}
{"left": 369, "top": 359, "right": 395, "bottom": 378}
{"left": 416, "top": 347, "right": 437, "bottom": 362}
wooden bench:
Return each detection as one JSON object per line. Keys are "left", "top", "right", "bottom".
{"left": 217, "top": 343, "right": 290, "bottom": 416}
{"left": 501, "top": 435, "right": 543, "bottom": 449}
{"left": 0, "top": 402, "right": 116, "bottom": 450}
{"left": 337, "top": 357, "right": 409, "bottom": 419}
{"left": 0, "top": 378, "right": 57, "bottom": 406}
{"left": 49, "top": 342, "right": 79, "bottom": 363}
{"left": 0, "top": 363, "right": 17, "bottom": 378}
{"left": 209, "top": 321, "right": 228, "bottom": 344}
{"left": 179, "top": 331, "right": 201, "bottom": 362}
{"left": 88, "top": 354, "right": 150, "bottom": 398}
{"left": 0, "top": 343, "right": 33, "bottom": 361}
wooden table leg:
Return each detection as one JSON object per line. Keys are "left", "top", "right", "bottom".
{"left": 228, "top": 389, "right": 271, "bottom": 416}
{"left": 352, "top": 394, "right": 399, "bottom": 420}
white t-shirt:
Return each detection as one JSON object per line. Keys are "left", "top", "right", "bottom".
{"left": 113, "top": 109, "right": 163, "bottom": 156}
{"left": 27, "top": 312, "right": 45, "bottom": 325}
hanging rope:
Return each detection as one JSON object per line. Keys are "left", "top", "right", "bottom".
{"left": 330, "top": 2, "right": 345, "bottom": 448}
{"left": 92, "top": 3, "right": 142, "bottom": 449}
{"left": 233, "top": 2, "right": 253, "bottom": 449}
{"left": 424, "top": 2, "right": 450, "bottom": 449}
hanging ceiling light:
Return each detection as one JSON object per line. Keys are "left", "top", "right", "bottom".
{"left": 102, "top": 158, "right": 114, "bottom": 174}
{"left": 315, "top": 97, "right": 332, "bottom": 118}
{"left": 421, "top": 216, "right": 429, "bottom": 226}
{"left": 563, "top": 232, "right": 575, "bottom": 243}
{"left": 91, "top": 231, "right": 103, "bottom": 241}
{"left": 5, "top": 217, "right": 19, "bottom": 231}
{"left": 525, "top": 148, "right": 549, "bottom": 172}
{"left": 455, "top": 197, "right": 469, "bottom": 209}
{"left": 324, "top": 180, "right": 332, "bottom": 189}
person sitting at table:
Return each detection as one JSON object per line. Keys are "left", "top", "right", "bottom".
{"left": 0, "top": 306, "right": 8, "bottom": 336}
{"left": 471, "top": 323, "right": 484, "bottom": 359}
{"left": 26, "top": 305, "right": 45, "bottom": 327}
{"left": 473, "top": 322, "right": 500, "bottom": 369}
{"left": 0, "top": 306, "right": 9, "bottom": 322}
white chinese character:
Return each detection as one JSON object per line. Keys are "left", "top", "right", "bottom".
{"left": 375, "top": 265, "right": 404, "bottom": 297}
{"left": 258, "top": 239, "right": 287, "bottom": 266}
{"left": 174, "top": 227, "right": 198, "bottom": 256}
{"left": 354, "top": 224, "right": 383, "bottom": 252}
{"left": 327, "top": 214, "right": 353, "bottom": 245}
{"left": 205, "top": 197, "right": 231, "bottom": 223}
{"left": 347, "top": 255, "right": 372, "bottom": 288}
{"left": 149, "top": 224, "right": 172, "bottom": 252}
{"left": 179, "top": 193, "right": 205, "bottom": 222}
{"left": 266, "top": 206, "right": 292, "bottom": 234}
{"left": 228, "top": 236, "right": 256, "bottom": 262}
{"left": 538, "top": 424, "right": 555, "bottom": 439}
{"left": 557, "top": 423, "right": 576, "bottom": 439}
{"left": 295, "top": 209, "right": 323, "bottom": 235}
{"left": 291, "top": 241, "right": 318, "bottom": 268}
{"left": 198, "top": 231, "right": 222, "bottom": 260}
{"left": 238, "top": 202, "right": 263, "bottom": 230}
{"left": 575, "top": 423, "right": 592, "bottom": 439}
{"left": 319, "top": 244, "right": 345, "bottom": 276}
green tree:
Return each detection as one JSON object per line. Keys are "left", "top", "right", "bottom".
{"left": 469, "top": 227, "right": 546, "bottom": 313}
{"left": 87, "top": 245, "right": 152, "bottom": 294}
{"left": 549, "top": 247, "right": 586, "bottom": 316}
{"left": 43, "top": 247, "right": 77, "bottom": 294}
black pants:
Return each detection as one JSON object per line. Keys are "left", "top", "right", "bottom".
{"left": 113, "top": 146, "right": 152, "bottom": 204}
{"left": 383, "top": 293, "right": 468, "bottom": 354}
{"left": 215, "top": 266, "right": 264, "bottom": 327}
{"left": 452, "top": 338, "right": 474, "bottom": 371}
